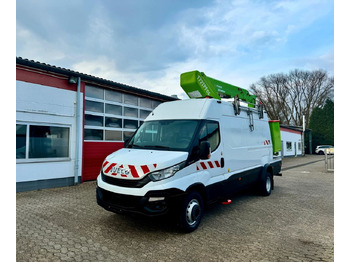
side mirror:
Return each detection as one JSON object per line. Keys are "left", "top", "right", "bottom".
{"left": 199, "top": 141, "right": 211, "bottom": 160}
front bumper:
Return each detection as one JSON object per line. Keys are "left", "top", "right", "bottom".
{"left": 96, "top": 186, "right": 185, "bottom": 216}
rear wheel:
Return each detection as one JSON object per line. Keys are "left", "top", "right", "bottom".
{"left": 178, "top": 191, "right": 204, "bottom": 233}
{"left": 260, "top": 172, "right": 272, "bottom": 196}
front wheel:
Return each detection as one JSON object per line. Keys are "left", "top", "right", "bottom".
{"left": 178, "top": 191, "right": 204, "bottom": 233}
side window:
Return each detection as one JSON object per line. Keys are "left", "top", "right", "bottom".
{"left": 16, "top": 123, "right": 70, "bottom": 160}
{"left": 16, "top": 124, "right": 27, "bottom": 159}
{"left": 29, "top": 125, "right": 70, "bottom": 158}
{"left": 199, "top": 121, "right": 220, "bottom": 152}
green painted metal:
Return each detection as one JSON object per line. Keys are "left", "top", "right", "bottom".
{"left": 180, "top": 70, "right": 256, "bottom": 107}
{"left": 268, "top": 120, "right": 282, "bottom": 154}
{"left": 180, "top": 71, "right": 221, "bottom": 100}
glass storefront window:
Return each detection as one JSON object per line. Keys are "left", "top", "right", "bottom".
{"left": 140, "top": 98, "right": 152, "bottom": 108}
{"left": 17, "top": 124, "right": 70, "bottom": 160}
{"left": 105, "top": 130, "right": 122, "bottom": 141}
{"left": 105, "top": 90, "right": 122, "bottom": 103}
{"left": 105, "top": 104, "right": 122, "bottom": 115}
{"left": 85, "top": 100, "right": 104, "bottom": 113}
{"left": 124, "top": 94, "right": 138, "bottom": 106}
{"left": 84, "top": 86, "right": 163, "bottom": 141}
{"left": 124, "top": 107, "right": 138, "bottom": 118}
{"left": 86, "top": 85, "right": 104, "bottom": 99}
{"left": 140, "top": 110, "right": 151, "bottom": 119}
{"left": 105, "top": 117, "right": 122, "bottom": 128}
{"left": 84, "top": 129, "right": 103, "bottom": 140}
{"left": 29, "top": 126, "right": 70, "bottom": 158}
{"left": 124, "top": 119, "right": 138, "bottom": 129}
{"left": 85, "top": 115, "right": 103, "bottom": 126}
{"left": 16, "top": 124, "right": 27, "bottom": 159}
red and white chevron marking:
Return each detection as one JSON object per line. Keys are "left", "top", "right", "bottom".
{"left": 102, "top": 161, "right": 157, "bottom": 179}
{"left": 264, "top": 140, "right": 271, "bottom": 145}
{"left": 196, "top": 160, "right": 221, "bottom": 171}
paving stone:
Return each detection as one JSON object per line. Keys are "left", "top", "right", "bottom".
{"left": 16, "top": 155, "right": 333, "bottom": 261}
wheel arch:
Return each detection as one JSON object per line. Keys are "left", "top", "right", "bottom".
{"left": 260, "top": 164, "right": 274, "bottom": 190}
{"left": 186, "top": 183, "right": 207, "bottom": 203}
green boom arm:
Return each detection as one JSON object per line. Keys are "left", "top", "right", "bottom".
{"left": 180, "top": 70, "right": 256, "bottom": 107}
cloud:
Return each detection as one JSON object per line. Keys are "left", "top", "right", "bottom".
{"left": 72, "top": 57, "right": 120, "bottom": 81}
{"left": 16, "top": 24, "right": 67, "bottom": 63}
{"left": 293, "top": 51, "right": 334, "bottom": 74}
{"left": 16, "top": 0, "right": 333, "bottom": 99}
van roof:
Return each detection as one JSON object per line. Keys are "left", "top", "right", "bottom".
{"left": 145, "top": 99, "right": 216, "bottom": 121}
{"left": 145, "top": 98, "right": 267, "bottom": 121}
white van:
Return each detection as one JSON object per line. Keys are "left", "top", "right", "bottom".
{"left": 96, "top": 98, "right": 282, "bottom": 232}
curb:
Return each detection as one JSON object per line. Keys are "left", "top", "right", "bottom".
{"left": 281, "top": 159, "right": 324, "bottom": 171}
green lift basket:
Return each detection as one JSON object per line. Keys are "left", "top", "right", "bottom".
{"left": 268, "top": 120, "right": 281, "bottom": 154}
{"left": 180, "top": 70, "right": 256, "bottom": 107}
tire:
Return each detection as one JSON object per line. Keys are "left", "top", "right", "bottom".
{"left": 178, "top": 191, "right": 204, "bottom": 233}
{"left": 260, "top": 172, "right": 272, "bottom": 196}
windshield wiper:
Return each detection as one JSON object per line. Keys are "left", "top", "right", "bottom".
{"left": 144, "top": 145, "right": 171, "bottom": 150}
{"left": 129, "top": 144, "right": 171, "bottom": 150}
{"left": 128, "top": 144, "right": 143, "bottom": 149}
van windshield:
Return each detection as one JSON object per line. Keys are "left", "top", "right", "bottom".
{"left": 127, "top": 120, "right": 200, "bottom": 151}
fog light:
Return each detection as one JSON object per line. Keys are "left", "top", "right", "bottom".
{"left": 148, "top": 197, "right": 165, "bottom": 202}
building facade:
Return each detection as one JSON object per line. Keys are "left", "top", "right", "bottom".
{"left": 16, "top": 58, "right": 177, "bottom": 192}
{"left": 280, "top": 125, "right": 303, "bottom": 157}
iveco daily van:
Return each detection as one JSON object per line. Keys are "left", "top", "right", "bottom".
{"left": 96, "top": 71, "right": 282, "bottom": 232}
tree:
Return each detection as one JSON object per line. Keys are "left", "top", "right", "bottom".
{"left": 308, "top": 99, "right": 334, "bottom": 152}
{"left": 250, "top": 69, "right": 334, "bottom": 128}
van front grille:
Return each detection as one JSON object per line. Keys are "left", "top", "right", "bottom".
{"left": 101, "top": 171, "right": 151, "bottom": 188}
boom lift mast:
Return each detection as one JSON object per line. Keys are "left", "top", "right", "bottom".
{"left": 180, "top": 70, "right": 256, "bottom": 107}
{"left": 180, "top": 70, "right": 281, "bottom": 154}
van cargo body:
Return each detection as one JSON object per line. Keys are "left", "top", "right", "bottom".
{"left": 96, "top": 98, "right": 282, "bottom": 232}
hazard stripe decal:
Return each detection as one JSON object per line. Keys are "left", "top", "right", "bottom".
{"left": 264, "top": 140, "right": 271, "bottom": 145}
{"left": 128, "top": 165, "right": 139, "bottom": 178}
{"left": 196, "top": 160, "right": 221, "bottom": 171}
{"left": 101, "top": 161, "right": 160, "bottom": 179}
{"left": 104, "top": 163, "right": 116, "bottom": 173}
{"left": 141, "top": 165, "right": 150, "bottom": 174}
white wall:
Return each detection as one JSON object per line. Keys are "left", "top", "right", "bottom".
{"left": 16, "top": 81, "right": 83, "bottom": 183}
{"left": 280, "top": 129, "right": 302, "bottom": 157}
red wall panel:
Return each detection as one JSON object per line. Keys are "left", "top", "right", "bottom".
{"left": 16, "top": 66, "right": 85, "bottom": 93}
{"left": 280, "top": 127, "right": 302, "bottom": 135}
{"left": 82, "top": 141, "right": 124, "bottom": 181}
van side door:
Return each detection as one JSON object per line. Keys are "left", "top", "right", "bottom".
{"left": 194, "top": 120, "right": 226, "bottom": 200}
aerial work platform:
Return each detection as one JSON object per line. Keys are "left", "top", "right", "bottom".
{"left": 180, "top": 70, "right": 256, "bottom": 107}
{"left": 180, "top": 70, "right": 281, "bottom": 154}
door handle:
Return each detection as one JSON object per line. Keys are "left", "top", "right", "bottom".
{"left": 220, "top": 157, "right": 224, "bottom": 168}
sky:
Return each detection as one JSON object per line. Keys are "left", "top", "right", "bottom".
{"left": 16, "top": 0, "right": 334, "bottom": 99}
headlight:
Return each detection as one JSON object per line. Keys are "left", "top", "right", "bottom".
{"left": 149, "top": 162, "right": 185, "bottom": 181}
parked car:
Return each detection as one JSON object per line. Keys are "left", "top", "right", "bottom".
{"left": 315, "top": 145, "right": 334, "bottom": 155}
